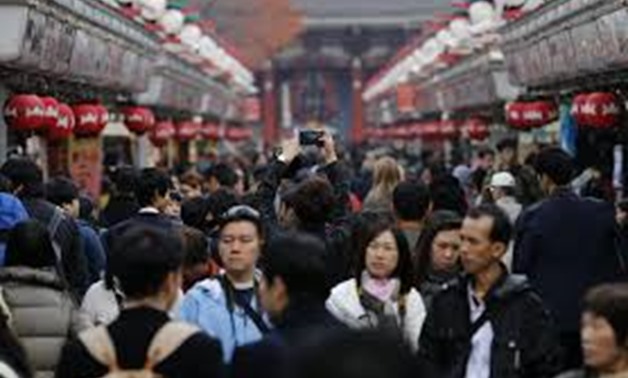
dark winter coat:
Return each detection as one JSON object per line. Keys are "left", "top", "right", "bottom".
{"left": 231, "top": 301, "right": 342, "bottom": 378}
{"left": 419, "top": 270, "right": 460, "bottom": 313}
{"left": 99, "top": 194, "right": 140, "bottom": 229}
{"left": 256, "top": 159, "right": 353, "bottom": 286}
{"left": 21, "top": 198, "right": 89, "bottom": 300}
{"left": 418, "top": 273, "right": 563, "bottom": 378}
{"left": 513, "top": 189, "right": 625, "bottom": 334}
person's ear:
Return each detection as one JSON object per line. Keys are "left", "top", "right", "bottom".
{"left": 490, "top": 241, "right": 507, "bottom": 259}
{"left": 272, "top": 276, "right": 289, "bottom": 308}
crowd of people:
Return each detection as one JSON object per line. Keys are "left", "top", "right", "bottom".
{"left": 0, "top": 132, "right": 626, "bottom": 378}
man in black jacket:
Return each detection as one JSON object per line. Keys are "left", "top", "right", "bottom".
{"left": 56, "top": 225, "right": 224, "bottom": 378}
{"left": 514, "top": 147, "right": 624, "bottom": 369}
{"left": 256, "top": 132, "right": 352, "bottom": 287}
{"left": 0, "top": 158, "right": 89, "bottom": 299}
{"left": 419, "top": 204, "right": 563, "bottom": 378}
{"left": 231, "top": 231, "right": 341, "bottom": 378}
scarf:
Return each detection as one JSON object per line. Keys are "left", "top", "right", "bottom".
{"left": 361, "top": 271, "right": 400, "bottom": 303}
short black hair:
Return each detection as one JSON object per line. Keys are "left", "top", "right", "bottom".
{"left": 135, "top": 168, "right": 172, "bottom": 208}
{"left": 0, "top": 158, "right": 44, "bottom": 198}
{"left": 45, "top": 176, "right": 79, "bottom": 207}
{"left": 496, "top": 138, "right": 517, "bottom": 152}
{"left": 180, "top": 226, "right": 210, "bottom": 267}
{"left": 283, "top": 176, "right": 336, "bottom": 227}
{"left": 112, "top": 166, "right": 137, "bottom": 195}
{"left": 355, "top": 223, "right": 414, "bottom": 295}
{"left": 584, "top": 283, "right": 628, "bottom": 346}
{"left": 392, "top": 181, "right": 431, "bottom": 222}
{"left": 0, "top": 174, "right": 11, "bottom": 193}
{"left": 206, "top": 163, "right": 238, "bottom": 188}
{"left": 262, "top": 231, "right": 328, "bottom": 301}
{"left": 466, "top": 204, "right": 512, "bottom": 245}
{"left": 110, "top": 225, "right": 184, "bottom": 300}
{"left": 533, "top": 147, "right": 575, "bottom": 186}
{"left": 78, "top": 195, "right": 96, "bottom": 222}
{"left": 219, "top": 205, "right": 264, "bottom": 240}
{"left": 477, "top": 148, "right": 495, "bottom": 159}
{"left": 5, "top": 220, "right": 57, "bottom": 269}
{"left": 429, "top": 175, "right": 468, "bottom": 217}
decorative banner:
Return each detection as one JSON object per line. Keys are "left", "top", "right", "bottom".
{"left": 69, "top": 137, "right": 102, "bottom": 200}
{"left": 396, "top": 84, "right": 416, "bottom": 114}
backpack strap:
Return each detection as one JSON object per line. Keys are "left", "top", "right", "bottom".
{"left": 78, "top": 326, "right": 120, "bottom": 372}
{"left": 144, "top": 322, "right": 200, "bottom": 370}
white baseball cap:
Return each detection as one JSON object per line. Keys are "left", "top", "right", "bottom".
{"left": 490, "top": 172, "right": 516, "bottom": 188}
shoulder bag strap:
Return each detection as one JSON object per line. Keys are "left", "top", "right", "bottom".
{"left": 219, "top": 275, "right": 270, "bottom": 335}
{"left": 145, "top": 322, "right": 200, "bottom": 370}
{"left": 78, "top": 326, "right": 120, "bottom": 372}
{"left": 469, "top": 311, "right": 491, "bottom": 339}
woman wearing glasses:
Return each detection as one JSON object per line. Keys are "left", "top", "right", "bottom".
{"left": 325, "top": 218, "right": 426, "bottom": 352}
{"left": 179, "top": 205, "right": 268, "bottom": 363}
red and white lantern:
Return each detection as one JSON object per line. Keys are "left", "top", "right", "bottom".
{"left": 150, "top": 120, "right": 175, "bottom": 147}
{"left": 201, "top": 122, "right": 220, "bottom": 140}
{"left": 4, "top": 95, "right": 46, "bottom": 131}
{"left": 440, "top": 120, "right": 459, "bottom": 139}
{"left": 40, "top": 97, "right": 60, "bottom": 129}
{"left": 521, "top": 101, "right": 557, "bottom": 129}
{"left": 465, "top": 118, "right": 490, "bottom": 141}
{"left": 73, "top": 104, "right": 104, "bottom": 137}
{"left": 48, "top": 103, "right": 75, "bottom": 141}
{"left": 580, "top": 92, "right": 622, "bottom": 129}
{"left": 176, "top": 121, "right": 199, "bottom": 142}
{"left": 124, "top": 107, "right": 155, "bottom": 135}
{"left": 571, "top": 94, "right": 589, "bottom": 125}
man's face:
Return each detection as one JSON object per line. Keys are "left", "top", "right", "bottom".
{"left": 460, "top": 216, "right": 504, "bottom": 275}
{"left": 500, "top": 148, "right": 516, "bottom": 167}
{"left": 180, "top": 183, "right": 202, "bottom": 200}
{"left": 480, "top": 154, "right": 495, "bottom": 170}
{"left": 218, "top": 221, "right": 261, "bottom": 275}
{"left": 63, "top": 198, "right": 80, "bottom": 219}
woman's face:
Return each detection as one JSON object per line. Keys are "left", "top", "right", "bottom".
{"left": 431, "top": 229, "right": 461, "bottom": 273}
{"left": 219, "top": 221, "right": 261, "bottom": 275}
{"left": 365, "top": 230, "right": 399, "bottom": 279}
{"left": 582, "top": 311, "right": 627, "bottom": 373}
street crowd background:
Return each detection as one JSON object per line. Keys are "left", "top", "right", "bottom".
{"left": 0, "top": 132, "right": 626, "bottom": 378}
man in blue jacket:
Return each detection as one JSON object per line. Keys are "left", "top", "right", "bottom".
{"left": 514, "top": 147, "right": 625, "bottom": 369}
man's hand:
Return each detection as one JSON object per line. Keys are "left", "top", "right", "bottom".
{"left": 321, "top": 131, "right": 337, "bottom": 165}
{"left": 279, "top": 137, "right": 300, "bottom": 164}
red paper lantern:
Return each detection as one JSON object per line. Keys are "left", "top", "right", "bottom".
{"left": 226, "top": 127, "right": 253, "bottom": 142}
{"left": 465, "top": 118, "right": 490, "bottom": 141}
{"left": 4, "top": 95, "right": 45, "bottom": 131}
{"left": 422, "top": 121, "right": 440, "bottom": 140}
{"left": 521, "top": 101, "right": 557, "bottom": 129}
{"left": 176, "top": 121, "right": 199, "bottom": 141}
{"left": 571, "top": 94, "right": 588, "bottom": 125}
{"left": 440, "top": 120, "right": 459, "bottom": 139}
{"left": 201, "top": 123, "right": 220, "bottom": 140}
{"left": 94, "top": 105, "right": 110, "bottom": 129}
{"left": 505, "top": 102, "right": 525, "bottom": 129}
{"left": 581, "top": 92, "right": 622, "bottom": 129}
{"left": 124, "top": 107, "right": 155, "bottom": 135}
{"left": 40, "top": 97, "right": 59, "bottom": 129}
{"left": 150, "top": 121, "right": 176, "bottom": 147}
{"left": 73, "top": 104, "right": 104, "bottom": 137}
{"left": 48, "top": 103, "right": 75, "bottom": 141}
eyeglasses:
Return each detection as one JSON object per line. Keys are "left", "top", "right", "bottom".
{"left": 221, "top": 205, "right": 261, "bottom": 221}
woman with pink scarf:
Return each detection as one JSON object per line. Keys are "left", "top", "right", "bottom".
{"left": 326, "top": 219, "right": 426, "bottom": 351}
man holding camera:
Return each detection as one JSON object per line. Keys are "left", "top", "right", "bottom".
{"left": 256, "top": 129, "right": 353, "bottom": 287}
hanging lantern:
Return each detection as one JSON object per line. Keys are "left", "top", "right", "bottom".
{"left": 505, "top": 102, "right": 525, "bottom": 129}
{"left": 150, "top": 120, "right": 175, "bottom": 147}
{"left": 138, "top": 0, "right": 167, "bottom": 23}
{"left": 40, "top": 97, "right": 59, "bottom": 130}
{"left": 3, "top": 95, "right": 45, "bottom": 131}
{"left": 522, "top": 101, "right": 557, "bottom": 129}
{"left": 440, "top": 120, "right": 459, "bottom": 139}
{"left": 422, "top": 121, "right": 440, "bottom": 140}
{"left": 73, "top": 104, "right": 104, "bottom": 137}
{"left": 201, "top": 122, "right": 220, "bottom": 140}
{"left": 571, "top": 93, "right": 589, "bottom": 125}
{"left": 581, "top": 92, "right": 622, "bottom": 129}
{"left": 159, "top": 9, "right": 185, "bottom": 36}
{"left": 176, "top": 121, "right": 199, "bottom": 141}
{"left": 48, "top": 103, "right": 75, "bottom": 141}
{"left": 124, "top": 107, "right": 155, "bottom": 135}
{"left": 465, "top": 118, "right": 490, "bottom": 140}
{"left": 93, "top": 104, "right": 110, "bottom": 130}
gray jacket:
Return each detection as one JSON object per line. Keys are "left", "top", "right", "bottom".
{"left": 0, "top": 267, "right": 86, "bottom": 378}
